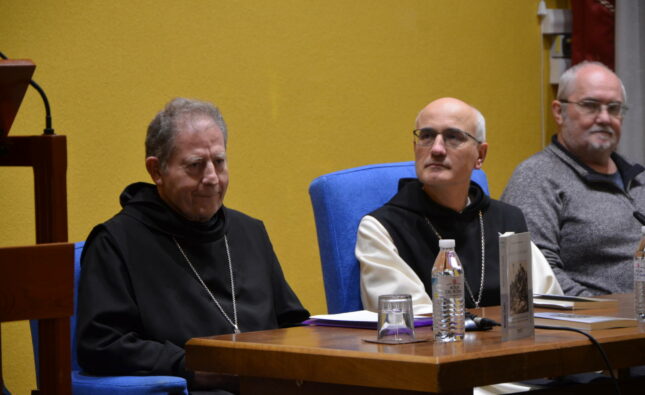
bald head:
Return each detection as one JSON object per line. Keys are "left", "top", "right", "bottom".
{"left": 412, "top": 97, "right": 488, "bottom": 211}
{"left": 557, "top": 61, "right": 626, "bottom": 103}
{"left": 415, "top": 98, "right": 486, "bottom": 142}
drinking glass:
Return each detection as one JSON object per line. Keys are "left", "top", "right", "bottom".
{"left": 377, "top": 294, "right": 415, "bottom": 343}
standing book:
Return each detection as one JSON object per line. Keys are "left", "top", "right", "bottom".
{"left": 499, "top": 232, "right": 534, "bottom": 341}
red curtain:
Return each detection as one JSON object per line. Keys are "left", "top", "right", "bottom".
{"left": 571, "top": 0, "right": 616, "bottom": 70}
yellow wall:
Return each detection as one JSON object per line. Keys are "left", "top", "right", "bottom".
{"left": 2, "top": 1, "right": 551, "bottom": 392}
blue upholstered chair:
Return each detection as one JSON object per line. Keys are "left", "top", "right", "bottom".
{"left": 308, "top": 161, "right": 489, "bottom": 314}
{"left": 31, "top": 241, "right": 188, "bottom": 394}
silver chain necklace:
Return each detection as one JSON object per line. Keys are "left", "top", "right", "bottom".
{"left": 173, "top": 236, "right": 240, "bottom": 334}
{"left": 425, "top": 210, "right": 486, "bottom": 308}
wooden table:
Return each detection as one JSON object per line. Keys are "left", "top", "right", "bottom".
{"left": 186, "top": 294, "right": 645, "bottom": 394}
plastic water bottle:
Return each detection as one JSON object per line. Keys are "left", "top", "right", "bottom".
{"left": 431, "top": 239, "right": 465, "bottom": 342}
{"left": 635, "top": 226, "right": 645, "bottom": 323}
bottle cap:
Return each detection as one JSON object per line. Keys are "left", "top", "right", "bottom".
{"left": 439, "top": 239, "right": 455, "bottom": 248}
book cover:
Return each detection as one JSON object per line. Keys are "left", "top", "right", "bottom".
{"left": 534, "top": 312, "right": 637, "bottom": 330}
{"left": 499, "top": 232, "right": 534, "bottom": 341}
{"left": 533, "top": 294, "right": 618, "bottom": 310}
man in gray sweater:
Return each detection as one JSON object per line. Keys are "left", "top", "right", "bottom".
{"left": 502, "top": 61, "right": 645, "bottom": 296}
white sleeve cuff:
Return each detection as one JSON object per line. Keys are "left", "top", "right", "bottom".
{"left": 356, "top": 215, "right": 433, "bottom": 314}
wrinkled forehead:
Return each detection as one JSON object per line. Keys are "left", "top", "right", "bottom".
{"left": 416, "top": 105, "right": 476, "bottom": 133}
{"left": 174, "top": 114, "right": 219, "bottom": 134}
{"left": 570, "top": 66, "right": 625, "bottom": 101}
{"left": 170, "top": 118, "right": 225, "bottom": 155}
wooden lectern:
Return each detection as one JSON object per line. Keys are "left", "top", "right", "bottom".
{"left": 0, "top": 59, "right": 72, "bottom": 395}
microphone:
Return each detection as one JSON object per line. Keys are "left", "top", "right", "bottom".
{"left": 465, "top": 312, "right": 499, "bottom": 331}
{"left": 0, "top": 51, "right": 54, "bottom": 135}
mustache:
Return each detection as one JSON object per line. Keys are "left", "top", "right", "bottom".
{"left": 588, "top": 125, "right": 616, "bottom": 136}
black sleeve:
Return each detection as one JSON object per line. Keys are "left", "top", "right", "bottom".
{"left": 498, "top": 200, "right": 530, "bottom": 234}
{"left": 75, "top": 226, "right": 190, "bottom": 379}
{"left": 258, "top": 222, "right": 310, "bottom": 326}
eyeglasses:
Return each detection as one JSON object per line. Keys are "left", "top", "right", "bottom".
{"left": 559, "top": 99, "right": 628, "bottom": 119}
{"left": 413, "top": 127, "right": 480, "bottom": 148}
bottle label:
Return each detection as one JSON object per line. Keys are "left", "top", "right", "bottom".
{"left": 635, "top": 258, "right": 645, "bottom": 281}
{"left": 433, "top": 276, "right": 464, "bottom": 299}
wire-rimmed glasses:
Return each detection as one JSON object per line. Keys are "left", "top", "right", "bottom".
{"left": 413, "top": 128, "right": 480, "bottom": 149}
{"left": 559, "top": 99, "right": 628, "bottom": 119}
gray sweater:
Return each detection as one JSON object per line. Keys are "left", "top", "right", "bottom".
{"left": 501, "top": 139, "right": 645, "bottom": 296}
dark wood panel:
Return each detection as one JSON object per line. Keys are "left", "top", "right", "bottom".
{"left": 0, "top": 59, "right": 35, "bottom": 137}
{"left": 38, "top": 318, "right": 72, "bottom": 395}
{"left": 0, "top": 243, "right": 73, "bottom": 322}
{"left": 240, "top": 376, "right": 471, "bottom": 395}
{"left": 1, "top": 125, "right": 70, "bottom": 394}
{"left": 0, "top": 135, "right": 68, "bottom": 243}
{"left": 0, "top": 242, "right": 73, "bottom": 394}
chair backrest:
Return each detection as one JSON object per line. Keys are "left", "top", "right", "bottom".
{"left": 30, "top": 241, "right": 85, "bottom": 375}
{"left": 308, "top": 161, "right": 489, "bottom": 313}
{"left": 70, "top": 241, "right": 84, "bottom": 371}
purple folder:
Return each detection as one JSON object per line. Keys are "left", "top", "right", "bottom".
{"left": 303, "top": 316, "right": 433, "bottom": 330}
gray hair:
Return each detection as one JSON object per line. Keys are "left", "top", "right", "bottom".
{"left": 556, "top": 61, "right": 627, "bottom": 103}
{"left": 145, "top": 97, "right": 228, "bottom": 169}
{"left": 473, "top": 107, "right": 486, "bottom": 142}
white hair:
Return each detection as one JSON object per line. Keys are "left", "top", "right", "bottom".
{"left": 473, "top": 107, "right": 486, "bottom": 142}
